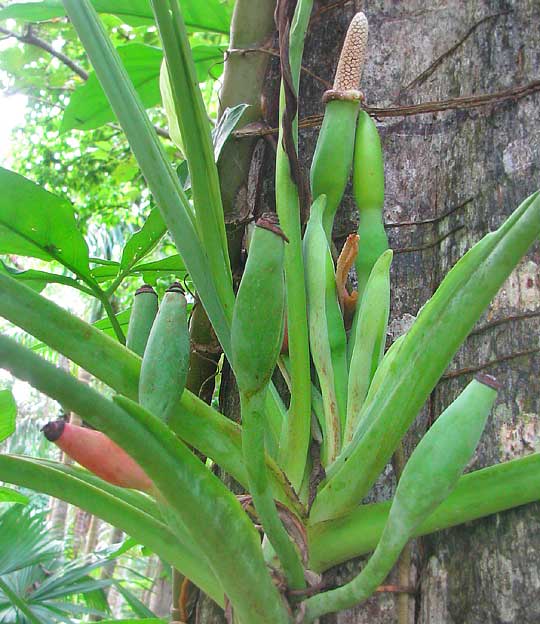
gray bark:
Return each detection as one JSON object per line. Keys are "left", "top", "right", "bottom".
{"left": 295, "top": 1, "right": 540, "bottom": 623}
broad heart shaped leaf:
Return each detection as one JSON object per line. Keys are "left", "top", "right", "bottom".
{"left": 0, "top": 390, "right": 16, "bottom": 443}
{"left": 0, "top": 168, "right": 91, "bottom": 280}
{"left": 0, "top": 0, "right": 232, "bottom": 33}
{"left": 0, "top": 487, "right": 29, "bottom": 505}
{"left": 61, "top": 44, "right": 163, "bottom": 133}
{"left": 119, "top": 207, "right": 166, "bottom": 273}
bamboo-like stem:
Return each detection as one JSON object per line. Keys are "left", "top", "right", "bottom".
{"left": 276, "top": 0, "right": 314, "bottom": 491}
{"left": 308, "top": 453, "right": 540, "bottom": 572}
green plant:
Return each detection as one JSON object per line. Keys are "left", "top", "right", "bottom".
{"left": 0, "top": 503, "right": 131, "bottom": 623}
{"left": 1, "top": 3, "right": 539, "bottom": 623}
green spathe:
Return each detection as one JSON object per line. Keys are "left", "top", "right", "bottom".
{"left": 139, "top": 284, "right": 190, "bottom": 422}
{"left": 231, "top": 216, "right": 286, "bottom": 397}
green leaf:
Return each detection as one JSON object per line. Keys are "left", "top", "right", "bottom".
{"left": 93, "top": 309, "right": 131, "bottom": 340}
{"left": 212, "top": 103, "right": 249, "bottom": 161}
{"left": 0, "top": 390, "right": 17, "bottom": 443}
{"left": 0, "top": 0, "right": 232, "bottom": 33}
{"left": 91, "top": 263, "right": 120, "bottom": 283}
{"left": 113, "top": 583, "right": 158, "bottom": 619}
{"left": 0, "top": 453, "right": 224, "bottom": 604}
{"left": 119, "top": 207, "right": 166, "bottom": 272}
{"left": 61, "top": 44, "right": 163, "bottom": 133}
{"left": 191, "top": 44, "right": 225, "bottom": 81}
{"left": 131, "top": 254, "right": 186, "bottom": 276}
{"left": 0, "top": 260, "right": 91, "bottom": 294}
{"left": 96, "top": 620, "right": 165, "bottom": 624}
{"left": 0, "top": 168, "right": 91, "bottom": 280}
{"left": 0, "top": 487, "right": 28, "bottom": 505}
{"left": 60, "top": 0, "right": 234, "bottom": 368}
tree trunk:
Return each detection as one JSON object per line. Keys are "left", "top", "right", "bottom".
{"left": 196, "top": 0, "right": 540, "bottom": 621}
{"left": 296, "top": 1, "right": 540, "bottom": 622}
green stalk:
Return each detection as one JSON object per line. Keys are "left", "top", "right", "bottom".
{"left": 308, "top": 452, "right": 540, "bottom": 573}
{"left": 151, "top": 0, "right": 234, "bottom": 320}
{"left": 241, "top": 390, "right": 306, "bottom": 589}
{"left": 311, "top": 190, "right": 540, "bottom": 522}
{"left": 0, "top": 337, "right": 292, "bottom": 624}
{"left": 62, "top": 0, "right": 231, "bottom": 356}
{"left": 276, "top": 0, "right": 314, "bottom": 491}
{"left": 0, "top": 454, "right": 223, "bottom": 605}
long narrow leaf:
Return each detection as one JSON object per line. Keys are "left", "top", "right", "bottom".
{"left": 0, "top": 275, "right": 302, "bottom": 513}
{"left": 275, "top": 0, "right": 315, "bottom": 490}
{"left": 0, "top": 339, "right": 292, "bottom": 624}
{"left": 308, "top": 452, "right": 540, "bottom": 572}
{"left": 152, "top": 0, "right": 233, "bottom": 320}
{"left": 311, "top": 191, "right": 540, "bottom": 522}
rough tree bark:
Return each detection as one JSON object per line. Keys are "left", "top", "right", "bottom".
{"left": 199, "top": 0, "right": 540, "bottom": 621}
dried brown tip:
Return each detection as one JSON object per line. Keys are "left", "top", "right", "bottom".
{"left": 256, "top": 212, "right": 289, "bottom": 243}
{"left": 42, "top": 420, "right": 65, "bottom": 442}
{"left": 166, "top": 282, "right": 185, "bottom": 294}
{"left": 135, "top": 284, "right": 157, "bottom": 296}
{"left": 336, "top": 234, "right": 359, "bottom": 311}
{"left": 475, "top": 373, "right": 501, "bottom": 391}
{"left": 333, "top": 12, "right": 368, "bottom": 93}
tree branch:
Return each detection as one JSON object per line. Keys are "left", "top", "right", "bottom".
{"left": 0, "top": 25, "right": 89, "bottom": 80}
{"left": 233, "top": 80, "right": 540, "bottom": 138}
{"left": 0, "top": 25, "right": 171, "bottom": 141}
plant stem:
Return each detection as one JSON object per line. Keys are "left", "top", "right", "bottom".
{"left": 276, "top": 0, "right": 314, "bottom": 491}
{"left": 241, "top": 389, "right": 306, "bottom": 589}
{"left": 308, "top": 452, "right": 540, "bottom": 572}
{"left": 93, "top": 286, "right": 125, "bottom": 343}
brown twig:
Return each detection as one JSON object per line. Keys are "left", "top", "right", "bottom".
{"left": 0, "top": 25, "right": 88, "bottom": 80}
{"left": 376, "top": 584, "right": 416, "bottom": 594}
{"left": 393, "top": 224, "right": 464, "bottom": 254}
{"left": 442, "top": 347, "right": 540, "bottom": 381}
{"left": 233, "top": 81, "right": 540, "bottom": 138}
{"left": 400, "top": 13, "right": 508, "bottom": 95}
{"left": 470, "top": 310, "right": 540, "bottom": 337}
{"left": 385, "top": 197, "right": 474, "bottom": 228}
{"left": 227, "top": 47, "right": 332, "bottom": 89}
